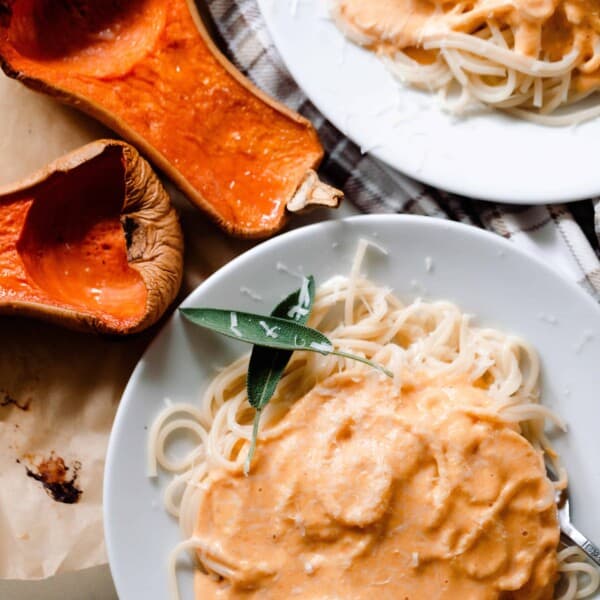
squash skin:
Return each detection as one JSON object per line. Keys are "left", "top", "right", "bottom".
{"left": 0, "top": 139, "right": 184, "bottom": 334}
{"left": 0, "top": 0, "right": 335, "bottom": 238}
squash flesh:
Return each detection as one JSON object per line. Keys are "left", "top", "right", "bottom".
{"left": 0, "top": 147, "right": 147, "bottom": 328}
{"left": 8, "top": 0, "right": 167, "bottom": 78}
{"left": 0, "top": 0, "right": 325, "bottom": 234}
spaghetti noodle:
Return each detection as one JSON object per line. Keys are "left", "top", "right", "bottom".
{"left": 331, "top": 0, "right": 600, "bottom": 125}
{"left": 149, "top": 242, "right": 600, "bottom": 598}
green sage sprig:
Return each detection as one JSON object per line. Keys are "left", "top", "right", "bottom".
{"left": 179, "top": 309, "right": 393, "bottom": 376}
{"left": 180, "top": 279, "right": 392, "bottom": 472}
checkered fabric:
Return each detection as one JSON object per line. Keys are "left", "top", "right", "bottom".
{"left": 205, "top": 0, "right": 600, "bottom": 300}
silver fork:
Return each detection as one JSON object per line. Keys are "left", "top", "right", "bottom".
{"left": 555, "top": 482, "right": 600, "bottom": 567}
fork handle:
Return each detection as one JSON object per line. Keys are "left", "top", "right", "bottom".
{"left": 563, "top": 523, "right": 600, "bottom": 567}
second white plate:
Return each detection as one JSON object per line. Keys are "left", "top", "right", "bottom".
{"left": 257, "top": 0, "right": 600, "bottom": 204}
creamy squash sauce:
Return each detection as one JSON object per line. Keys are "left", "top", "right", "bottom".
{"left": 194, "top": 372, "right": 559, "bottom": 598}
{"left": 336, "top": 0, "right": 600, "bottom": 93}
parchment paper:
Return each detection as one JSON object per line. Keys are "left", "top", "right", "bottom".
{"left": 0, "top": 71, "right": 256, "bottom": 579}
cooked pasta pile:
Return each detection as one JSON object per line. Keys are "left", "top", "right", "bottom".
{"left": 331, "top": 0, "right": 600, "bottom": 125}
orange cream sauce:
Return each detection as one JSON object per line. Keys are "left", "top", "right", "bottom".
{"left": 194, "top": 372, "right": 559, "bottom": 599}
{"left": 336, "top": 0, "right": 600, "bottom": 92}
{"left": 0, "top": 0, "right": 323, "bottom": 232}
{"left": 0, "top": 149, "right": 147, "bottom": 327}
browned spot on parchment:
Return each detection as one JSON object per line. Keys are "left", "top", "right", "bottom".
{"left": 0, "top": 390, "right": 31, "bottom": 411}
{"left": 23, "top": 452, "right": 82, "bottom": 504}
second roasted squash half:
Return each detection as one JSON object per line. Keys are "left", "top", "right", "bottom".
{"left": 0, "top": 0, "right": 341, "bottom": 237}
{"left": 0, "top": 140, "right": 183, "bottom": 334}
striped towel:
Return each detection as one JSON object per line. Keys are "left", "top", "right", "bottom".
{"left": 205, "top": 0, "right": 600, "bottom": 300}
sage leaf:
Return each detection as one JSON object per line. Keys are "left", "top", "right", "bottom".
{"left": 179, "top": 309, "right": 332, "bottom": 353}
{"left": 245, "top": 277, "right": 315, "bottom": 473}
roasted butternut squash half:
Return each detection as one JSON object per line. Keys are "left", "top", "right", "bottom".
{"left": 0, "top": 139, "right": 183, "bottom": 334}
{"left": 0, "top": 0, "right": 341, "bottom": 237}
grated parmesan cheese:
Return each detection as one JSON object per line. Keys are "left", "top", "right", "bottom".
{"left": 259, "top": 321, "right": 280, "bottom": 339}
{"left": 240, "top": 286, "right": 262, "bottom": 302}
{"left": 310, "top": 341, "right": 334, "bottom": 353}
{"left": 229, "top": 312, "right": 242, "bottom": 338}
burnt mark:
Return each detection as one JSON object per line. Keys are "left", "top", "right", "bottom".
{"left": 121, "top": 215, "right": 145, "bottom": 261}
{"left": 0, "top": 390, "right": 31, "bottom": 411}
{"left": 121, "top": 215, "right": 138, "bottom": 249}
{"left": 24, "top": 452, "right": 82, "bottom": 504}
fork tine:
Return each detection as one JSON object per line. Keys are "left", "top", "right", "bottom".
{"left": 547, "top": 466, "right": 600, "bottom": 567}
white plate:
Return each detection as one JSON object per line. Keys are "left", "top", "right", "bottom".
{"left": 256, "top": 0, "right": 600, "bottom": 204}
{"left": 105, "top": 215, "right": 600, "bottom": 599}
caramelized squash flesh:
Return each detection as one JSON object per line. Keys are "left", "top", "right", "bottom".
{"left": 0, "top": 0, "right": 331, "bottom": 236}
{"left": 21, "top": 149, "right": 147, "bottom": 323}
{"left": 0, "top": 140, "right": 184, "bottom": 334}
{"left": 1, "top": 148, "right": 146, "bottom": 326}
{"left": 7, "top": 0, "right": 166, "bottom": 77}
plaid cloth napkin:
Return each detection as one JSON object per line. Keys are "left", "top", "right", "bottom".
{"left": 205, "top": 0, "right": 600, "bottom": 300}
